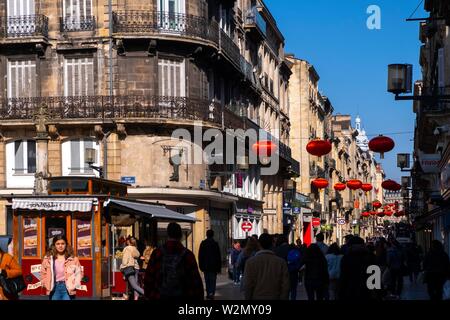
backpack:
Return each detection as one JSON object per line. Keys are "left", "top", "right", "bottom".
{"left": 159, "top": 246, "right": 187, "bottom": 298}
{"left": 287, "top": 248, "right": 302, "bottom": 272}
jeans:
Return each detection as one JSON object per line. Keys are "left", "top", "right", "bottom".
{"left": 233, "top": 266, "right": 241, "bottom": 283}
{"left": 289, "top": 271, "right": 299, "bottom": 300}
{"left": 127, "top": 271, "right": 144, "bottom": 297}
{"left": 50, "top": 282, "right": 71, "bottom": 301}
{"left": 204, "top": 272, "right": 218, "bottom": 297}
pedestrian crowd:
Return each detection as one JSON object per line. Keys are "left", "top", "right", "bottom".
{"left": 1, "top": 225, "right": 450, "bottom": 301}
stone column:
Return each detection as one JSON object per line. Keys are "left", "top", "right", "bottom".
{"left": 33, "top": 104, "right": 50, "bottom": 195}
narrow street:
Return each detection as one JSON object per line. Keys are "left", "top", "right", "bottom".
{"left": 211, "top": 273, "right": 429, "bottom": 301}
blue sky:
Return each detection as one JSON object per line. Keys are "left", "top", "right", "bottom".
{"left": 265, "top": 0, "right": 426, "bottom": 181}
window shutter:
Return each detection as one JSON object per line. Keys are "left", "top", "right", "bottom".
{"left": 14, "top": 141, "right": 24, "bottom": 174}
{"left": 84, "top": 140, "right": 93, "bottom": 173}
{"left": 71, "top": 139, "right": 80, "bottom": 173}
{"left": 27, "top": 140, "right": 36, "bottom": 173}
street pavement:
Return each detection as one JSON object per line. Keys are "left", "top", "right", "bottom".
{"left": 209, "top": 273, "right": 430, "bottom": 301}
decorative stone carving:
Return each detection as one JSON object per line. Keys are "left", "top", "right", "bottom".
{"left": 33, "top": 103, "right": 50, "bottom": 139}
{"left": 94, "top": 125, "right": 105, "bottom": 140}
{"left": 48, "top": 125, "right": 60, "bottom": 140}
{"left": 117, "top": 123, "right": 127, "bottom": 139}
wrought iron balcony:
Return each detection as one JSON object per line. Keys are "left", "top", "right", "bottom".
{"left": 244, "top": 7, "right": 266, "bottom": 41}
{"left": 112, "top": 11, "right": 212, "bottom": 40}
{"left": 60, "top": 16, "right": 96, "bottom": 32}
{"left": 0, "top": 96, "right": 225, "bottom": 126}
{"left": 0, "top": 14, "right": 49, "bottom": 38}
{"left": 112, "top": 11, "right": 241, "bottom": 69}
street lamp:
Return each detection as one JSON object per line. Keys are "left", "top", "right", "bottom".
{"left": 85, "top": 148, "right": 103, "bottom": 178}
{"left": 388, "top": 64, "right": 450, "bottom": 101}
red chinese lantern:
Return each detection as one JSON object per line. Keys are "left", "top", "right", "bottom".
{"left": 361, "top": 183, "right": 373, "bottom": 192}
{"left": 382, "top": 180, "right": 401, "bottom": 191}
{"left": 369, "top": 135, "right": 395, "bottom": 159}
{"left": 333, "top": 183, "right": 346, "bottom": 191}
{"left": 361, "top": 212, "right": 371, "bottom": 218}
{"left": 373, "top": 201, "right": 382, "bottom": 209}
{"left": 377, "top": 212, "right": 386, "bottom": 218}
{"left": 385, "top": 210, "right": 394, "bottom": 216}
{"left": 252, "top": 140, "right": 277, "bottom": 157}
{"left": 370, "top": 211, "right": 378, "bottom": 216}
{"left": 312, "top": 178, "right": 329, "bottom": 190}
{"left": 346, "top": 179, "right": 362, "bottom": 190}
{"left": 306, "top": 139, "right": 332, "bottom": 158}
{"left": 394, "top": 211, "right": 405, "bottom": 217}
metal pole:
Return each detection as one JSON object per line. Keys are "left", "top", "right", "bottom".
{"left": 108, "top": 0, "right": 113, "bottom": 98}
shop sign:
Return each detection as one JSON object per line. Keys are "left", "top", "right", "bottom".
{"left": 283, "top": 208, "right": 292, "bottom": 215}
{"left": 337, "top": 218, "right": 346, "bottom": 225}
{"left": 418, "top": 151, "right": 440, "bottom": 173}
{"left": 241, "top": 221, "right": 253, "bottom": 232}
{"left": 120, "top": 176, "right": 136, "bottom": 184}
{"left": 77, "top": 221, "right": 92, "bottom": 257}
{"left": 247, "top": 206, "right": 254, "bottom": 214}
{"left": 200, "top": 180, "right": 206, "bottom": 189}
{"left": 23, "top": 218, "right": 38, "bottom": 257}
{"left": 293, "top": 207, "right": 300, "bottom": 214}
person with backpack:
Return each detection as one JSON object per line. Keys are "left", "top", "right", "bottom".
{"left": 198, "top": 230, "right": 222, "bottom": 300}
{"left": 286, "top": 244, "right": 303, "bottom": 300}
{"left": 0, "top": 237, "right": 22, "bottom": 300}
{"left": 144, "top": 223, "right": 203, "bottom": 300}
{"left": 325, "top": 243, "right": 343, "bottom": 300}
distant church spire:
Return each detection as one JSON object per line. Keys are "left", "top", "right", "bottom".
{"left": 355, "top": 115, "right": 369, "bottom": 151}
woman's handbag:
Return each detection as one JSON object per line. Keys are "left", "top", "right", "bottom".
{"left": 0, "top": 254, "right": 26, "bottom": 297}
{"left": 121, "top": 266, "right": 136, "bottom": 278}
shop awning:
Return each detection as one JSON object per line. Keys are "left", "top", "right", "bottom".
{"left": 104, "top": 198, "right": 197, "bottom": 223}
{"left": 12, "top": 198, "right": 94, "bottom": 212}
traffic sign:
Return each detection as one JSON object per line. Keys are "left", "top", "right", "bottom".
{"left": 337, "top": 219, "right": 346, "bottom": 225}
{"left": 241, "top": 221, "right": 253, "bottom": 232}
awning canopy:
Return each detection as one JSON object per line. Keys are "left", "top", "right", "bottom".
{"left": 104, "top": 198, "right": 197, "bottom": 223}
{"left": 12, "top": 198, "right": 94, "bottom": 212}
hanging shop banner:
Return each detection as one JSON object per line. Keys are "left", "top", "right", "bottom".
{"left": 418, "top": 151, "right": 440, "bottom": 174}
{"left": 77, "top": 220, "right": 92, "bottom": 258}
{"left": 23, "top": 218, "right": 38, "bottom": 257}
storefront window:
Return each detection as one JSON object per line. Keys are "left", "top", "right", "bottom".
{"left": 23, "top": 217, "right": 38, "bottom": 257}
{"left": 76, "top": 219, "right": 92, "bottom": 257}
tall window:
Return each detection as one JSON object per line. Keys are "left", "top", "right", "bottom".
{"left": 64, "top": 57, "right": 94, "bottom": 96}
{"left": 7, "top": 0, "right": 35, "bottom": 35}
{"left": 7, "top": 60, "right": 37, "bottom": 98}
{"left": 63, "top": 0, "right": 92, "bottom": 29}
{"left": 62, "top": 139, "right": 99, "bottom": 175}
{"left": 158, "top": 58, "right": 185, "bottom": 97}
{"left": 13, "top": 140, "right": 36, "bottom": 175}
{"left": 157, "top": 0, "right": 185, "bottom": 32}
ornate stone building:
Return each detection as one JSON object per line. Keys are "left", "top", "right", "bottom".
{"left": 0, "top": 0, "right": 298, "bottom": 260}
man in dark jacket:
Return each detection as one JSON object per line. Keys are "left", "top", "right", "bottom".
{"left": 338, "top": 236, "right": 377, "bottom": 300}
{"left": 144, "top": 223, "right": 204, "bottom": 300}
{"left": 424, "top": 240, "right": 450, "bottom": 300}
{"left": 198, "top": 230, "right": 222, "bottom": 299}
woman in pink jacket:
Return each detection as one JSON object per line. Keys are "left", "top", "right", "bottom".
{"left": 40, "top": 235, "right": 83, "bottom": 300}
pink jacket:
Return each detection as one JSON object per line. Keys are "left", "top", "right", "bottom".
{"left": 40, "top": 255, "right": 83, "bottom": 296}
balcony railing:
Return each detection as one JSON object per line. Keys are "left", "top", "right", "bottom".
{"left": 60, "top": 16, "right": 96, "bottom": 32}
{"left": 244, "top": 7, "right": 266, "bottom": 36}
{"left": 0, "top": 14, "right": 49, "bottom": 38}
{"left": 112, "top": 11, "right": 241, "bottom": 69}
{"left": 0, "top": 96, "right": 224, "bottom": 125}
{"left": 112, "top": 11, "right": 211, "bottom": 39}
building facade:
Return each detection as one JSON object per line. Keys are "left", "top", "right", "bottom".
{"left": 0, "top": 0, "right": 299, "bottom": 262}
{"left": 412, "top": 0, "right": 450, "bottom": 254}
